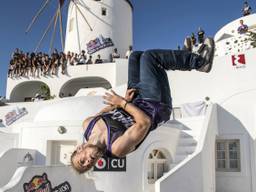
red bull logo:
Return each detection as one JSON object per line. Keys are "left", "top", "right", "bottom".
{"left": 23, "top": 173, "right": 71, "bottom": 192}
{"left": 86, "top": 35, "right": 114, "bottom": 55}
{"left": 23, "top": 173, "right": 51, "bottom": 192}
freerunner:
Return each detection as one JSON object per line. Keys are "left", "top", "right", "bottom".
{"left": 71, "top": 37, "right": 215, "bottom": 173}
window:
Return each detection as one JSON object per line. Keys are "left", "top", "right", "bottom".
{"left": 171, "top": 107, "right": 182, "bottom": 119}
{"left": 102, "top": 7, "right": 107, "bottom": 16}
{"left": 24, "top": 97, "right": 32, "bottom": 102}
{"left": 216, "top": 140, "right": 241, "bottom": 172}
{"left": 147, "top": 149, "right": 169, "bottom": 184}
{"left": 69, "top": 18, "right": 74, "bottom": 32}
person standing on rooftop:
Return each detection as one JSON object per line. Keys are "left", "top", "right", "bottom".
{"left": 242, "top": 1, "right": 252, "bottom": 16}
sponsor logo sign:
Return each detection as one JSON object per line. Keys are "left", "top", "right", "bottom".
{"left": 23, "top": 173, "right": 71, "bottom": 192}
{"left": 5, "top": 107, "right": 28, "bottom": 126}
{"left": 52, "top": 182, "right": 71, "bottom": 192}
{"left": 231, "top": 54, "right": 246, "bottom": 68}
{"left": 86, "top": 35, "right": 114, "bottom": 55}
{"left": 94, "top": 156, "right": 126, "bottom": 172}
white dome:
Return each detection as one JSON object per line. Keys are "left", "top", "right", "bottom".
{"left": 34, "top": 96, "right": 105, "bottom": 122}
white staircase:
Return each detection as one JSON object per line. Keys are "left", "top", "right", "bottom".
{"left": 171, "top": 125, "right": 198, "bottom": 167}
{"left": 155, "top": 104, "right": 217, "bottom": 192}
{"left": 161, "top": 116, "right": 202, "bottom": 173}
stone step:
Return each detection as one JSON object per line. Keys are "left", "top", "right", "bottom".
{"left": 176, "top": 146, "right": 196, "bottom": 155}
{"left": 174, "top": 154, "right": 188, "bottom": 163}
{"left": 178, "top": 138, "right": 197, "bottom": 146}
{"left": 180, "top": 130, "right": 194, "bottom": 138}
{"left": 169, "top": 163, "right": 178, "bottom": 169}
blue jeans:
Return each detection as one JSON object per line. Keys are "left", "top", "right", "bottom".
{"left": 128, "top": 50, "right": 204, "bottom": 107}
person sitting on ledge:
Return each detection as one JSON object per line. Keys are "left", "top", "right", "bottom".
{"left": 111, "top": 48, "right": 121, "bottom": 62}
{"left": 78, "top": 50, "right": 87, "bottom": 65}
{"left": 237, "top": 19, "right": 248, "bottom": 34}
{"left": 125, "top": 45, "right": 133, "bottom": 59}
{"left": 71, "top": 53, "right": 79, "bottom": 66}
{"left": 95, "top": 54, "right": 103, "bottom": 64}
{"left": 70, "top": 37, "right": 215, "bottom": 173}
{"left": 86, "top": 55, "right": 93, "bottom": 64}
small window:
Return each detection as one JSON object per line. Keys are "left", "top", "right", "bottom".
{"left": 102, "top": 7, "right": 107, "bottom": 16}
{"left": 69, "top": 18, "right": 74, "bottom": 32}
{"left": 24, "top": 97, "right": 32, "bottom": 102}
{"left": 171, "top": 107, "right": 182, "bottom": 119}
{"left": 216, "top": 140, "right": 241, "bottom": 172}
{"left": 147, "top": 149, "right": 169, "bottom": 184}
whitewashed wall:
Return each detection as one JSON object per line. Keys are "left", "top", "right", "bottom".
{"left": 167, "top": 47, "right": 256, "bottom": 191}
{"left": 0, "top": 149, "right": 37, "bottom": 188}
{"left": 64, "top": 0, "right": 132, "bottom": 60}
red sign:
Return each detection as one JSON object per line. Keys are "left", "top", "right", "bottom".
{"left": 232, "top": 54, "right": 246, "bottom": 67}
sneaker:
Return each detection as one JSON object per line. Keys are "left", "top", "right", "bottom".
{"left": 196, "top": 37, "right": 215, "bottom": 73}
{"left": 182, "top": 37, "right": 192, "bottom": 52}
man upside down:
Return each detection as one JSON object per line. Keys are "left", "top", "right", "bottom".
{"left": 71, "top": 37, "right": 215, "bottom": 173}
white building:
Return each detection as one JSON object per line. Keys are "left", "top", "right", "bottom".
{"left": 7, "top": 0, "right": 132, "bottom": 102}
{"left": 65, "top": 0, "right": 133, "bottom": 61}
{"left": 1, "top": 4, "right": 256, "bottom": 192}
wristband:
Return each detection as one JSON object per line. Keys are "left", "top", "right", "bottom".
{"left": 123, "top": 100, "right": 129, "bottom": 109}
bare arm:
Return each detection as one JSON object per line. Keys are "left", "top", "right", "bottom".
{"left": 111, "top": 107, "right": 151, "bottom": 157}
{"left": 96, "top": 88, "right": 136, "bottom": 115}
{"left": 82, "top": 88, "right": 137, "bottom": 131}
{"left": 97, "top": 105, "right": 115, "bottom": 115}
{"left": 103, "top": 90, "right": 151, "bottom": 157}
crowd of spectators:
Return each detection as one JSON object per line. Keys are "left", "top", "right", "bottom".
{"left": 8, "top": 46, "right": 133, "bottom": 78}
{"left": 9, "top": 49, "right": 65, "bottom": 78}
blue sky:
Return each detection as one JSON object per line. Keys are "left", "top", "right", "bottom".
{"left": 0, "top": 0, "right": 251, "bottom": 96}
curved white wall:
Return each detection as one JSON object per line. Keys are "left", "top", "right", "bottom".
{"left": 0, "top": 149, "right": 37, "bottom": 188}
{"left": 34, "top": 96, "right": 105, "bottom": 122}
{"left": 65, "top": 0, "right": 132, "bottom": 60}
